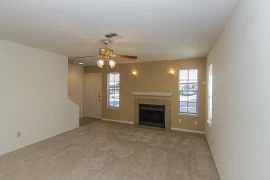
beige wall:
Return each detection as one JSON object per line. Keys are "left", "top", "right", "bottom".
{"left": 68, "top": 64, "right": 84, "bottom": 117}
{"left": 0, "top": 39, "right": 79, "bottom": 155}
{"left": 85, "top": 58, "right": 206, "bottom": 132}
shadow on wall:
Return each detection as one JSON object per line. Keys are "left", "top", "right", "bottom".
{"left": 68, "top": 63, "right": 84, "bottom": 118}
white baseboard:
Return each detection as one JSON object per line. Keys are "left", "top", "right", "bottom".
{"left": 171, "top": 128, "right": 205, "bottom": 134}
{"left": 101, "top": 118, "right": 134, "bottom": 125}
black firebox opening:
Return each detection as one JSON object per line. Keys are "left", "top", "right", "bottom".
{"left": 139, "top": 104, "right": 165, "bottom": 128}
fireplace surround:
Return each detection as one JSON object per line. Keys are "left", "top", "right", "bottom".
{"left": 134, "top": 98, "right": 171, "bottom": 130}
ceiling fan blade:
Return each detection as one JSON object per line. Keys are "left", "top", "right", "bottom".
{"left": 73, "top": 55, "right": 98, "bottom": 59}
{"left": 114, "top": 54, "right": 137, "bottom": 59}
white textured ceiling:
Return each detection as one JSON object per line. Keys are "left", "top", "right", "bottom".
{"left": 0, "top": 0, "right": 239, "bottom": 65}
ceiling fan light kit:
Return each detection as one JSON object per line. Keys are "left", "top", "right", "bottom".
{"left": 97, "top": 59, "right": 105, "bottom": 68}
{"left": 108, "top": 60, "right": 116, "bottom": 68}
{"left": 97, "top": 59, "right": 116, "bottom": 69}
{"left": 74, "top": 39, "right": 137, "bottom": 68}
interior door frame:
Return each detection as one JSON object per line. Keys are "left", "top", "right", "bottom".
{"left": 83, "top": 73, "right": 102, "bottom": 119}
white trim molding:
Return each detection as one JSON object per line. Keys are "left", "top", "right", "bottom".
{"left": 171, "top": 128, "right": 205, "bottom": 134}
{"left": 132, "top": 92, "right": 172, "bottom": 97}
{"left": 101, "top": 118, "right": 134, "bottom": 124}
{"left": 206, "top": 120, "right": 213, "bottom": 127}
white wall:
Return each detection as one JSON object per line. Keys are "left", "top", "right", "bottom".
{"left": 68, "top": 63, "right": 84, "bottom": 117}
{"left": 0, "top": 39, "right": 79, "bottom": 155}
{"left": 206, "top": 0, "right": 270, "bottom": 179}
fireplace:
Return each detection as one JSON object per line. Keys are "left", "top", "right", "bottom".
{"left": 134, "top": 97, "right": 171, "bottom": 130}
{"left": 139, "top": 104, "right": 165, "bottom": 128}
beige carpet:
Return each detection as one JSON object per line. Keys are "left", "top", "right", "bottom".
{"left": 0, "top": 120, "right": 220, "bottom": 180}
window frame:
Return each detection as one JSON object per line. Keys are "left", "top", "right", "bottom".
{"left": 178, "top": 69, "right": 199, "bottom": 116}
{"left": 207, "top": 63, "right": 213, "bottom": 125}
{"left": 107, "top": 72, "right": 120, "bottom": 109}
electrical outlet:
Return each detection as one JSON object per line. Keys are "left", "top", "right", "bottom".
{"left": 17, "top": 132, "right": 21, "bottom": 138}
{"left": 194, "top": 121, "right": 198, "bottom": 126}
{"left": 178, "top": 119, "right": 182, "bottom": 123}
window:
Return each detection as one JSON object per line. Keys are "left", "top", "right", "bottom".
{"left": 208, "top": 63, "right": 213, "bottom": 121}
{"left": 179, "top": 69, "right": 198, "bottom": 114}
{"left": 107, "top": 72, "right": 120, "bottom": 108}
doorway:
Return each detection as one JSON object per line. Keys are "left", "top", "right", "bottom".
{"left": 84, "top": 73, "right": 102, "bottom": 119}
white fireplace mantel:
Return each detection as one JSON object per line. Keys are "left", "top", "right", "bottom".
{"left": 132, "top": 92, "right": 172, "bottom": 97}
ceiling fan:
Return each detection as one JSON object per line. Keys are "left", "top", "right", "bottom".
{"left": 73, "top": 40, "right": 137, "bottom": 68}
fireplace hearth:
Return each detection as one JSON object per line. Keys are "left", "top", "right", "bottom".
{"left": 139, "top": 104, "right": 165, "bottom": 128}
